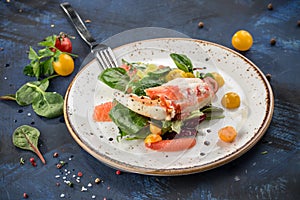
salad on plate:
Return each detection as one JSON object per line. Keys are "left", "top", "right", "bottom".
{"left": 93, "top": 53, "right": 235, "bottom": 152}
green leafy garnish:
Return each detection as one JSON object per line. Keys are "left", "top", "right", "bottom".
{"left": 98, "top": 68, "right": 130, "bottom": 91}
{"left": 24, "top": 34, "right": 76, "bottom": 79}
{"left": 1, "top": 75, "right": 63, "bottom": 118}
{"left": 13, "top": 125, "right": 46, "bottom": 164}
{"left": 109, "top": 103, "right": 149, "bottom": 140}
{"left": 170, "top": 53, "right": 194, "bottom": 73}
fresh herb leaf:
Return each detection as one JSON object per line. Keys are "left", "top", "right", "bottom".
{"left": 130, "top": 77, "right": 164, "bottom": 96}
{"left": 23, "top": 64, "right": 35, "bottom": 77}
{"left": 109, "top": 103, "right": 149, "bottom": 139}
{"left": 12, "top": 125, "right": 46, "bottom": 164}
{"left": 147, "top": 66, "right": 171, "bottom": 78}
{"left": 28, "top": 46, "right": 39, "bottom": 60}
{"left": 201, "top": 105, "right": 225, "bottom": 120}
{"left": 32, "top": 92, "right": 64, "bottom": 118}
{"left": 31, "top": 60, "right": 41, "bottom": 79}
{"left": 40, "top": 57, "right": 54, "bottom": 76}
{"left": 170, "top": 53, "right": 193, "bottom": 73}
{"left": 38, "top": 47, "right": 54, "bottom": 58}
{"left": 162, "top": 120, "right": 183, "bottom": 134}
{"left": 16, "top": 80, "right": 49, "bottom": 106}
{"left": 38, "top": 35, "right": 56, "bottom": 47}
{"left": 98, "top": 68, "right": 130, "bottom": 91}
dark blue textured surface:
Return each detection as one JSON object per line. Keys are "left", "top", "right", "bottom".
{"left": 0, "top": 0, "right": 299, "bottom": 199}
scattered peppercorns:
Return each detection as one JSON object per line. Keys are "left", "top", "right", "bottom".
{"left": 266, "top": 73, "right": 272, "bottom": 81}
{"left": 297, "top": 20, "right": 300, "bottom": 27}
{"left": 77, "top": 171, "right": 83, "bottom": 177}
{"left": 53, "top": 152, "right": 59, "bottom": 158}
{"left": 115, "top": 170, "right": 121, "bottom": 175}
{"left": 95, "top": 178, "right": 101, "bottom": 184}
{"left": 23, "top": 192, "right": 28, "bottom": 199}
{"left": 56, "top": 163, "right": 62, "bottom": 169}
{"left": 29, "top": 157, "right": 37, "bottom": 167}
{"left": 270, "top": 38, "right": 276, "bottom": 45}
{"left": 198, "top": 21, "right": 204, "bottom": 28}
{"left": 267, "top": 3, "right": 273, "bottom": 10}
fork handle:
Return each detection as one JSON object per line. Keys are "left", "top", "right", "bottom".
{"left": 60, "top": 2, "right": 98, "bottom": 49}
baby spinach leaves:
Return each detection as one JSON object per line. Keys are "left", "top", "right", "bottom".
{"left": 170, "top": 53, "right": 194, "bottom": 73}
{"left": 13, "top": 125, "right": 46, "bottom": 164}
{"left": 109, "top": 103, "right": 149, "bottom": 140}
{"left": 98, "top": 68, "right": 129, "bottom": 91}
{"left": 1, "top": 75, "right": 63, "bottom": 118}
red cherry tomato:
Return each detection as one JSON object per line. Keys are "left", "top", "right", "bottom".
{"left": 54, "top": 33, "right": 72, "bottom": 53}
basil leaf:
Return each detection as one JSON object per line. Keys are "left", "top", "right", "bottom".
{"left": 40, "top": 57, "right": 54, "bottom": 76}
{"left": 38, "top": 48, "right": 54, "bottom": 58}
{"left": 28, "top": 46, "right": 38, "bottom": 60}
{"left": 99, "top": 68, "right": 130, "bottom": 91}
{"left": 31, "top": 60, "right": 40, "bottom": 79}
{"left": 12, "top": 125, "right": 46, "bottom": 164}
{"left": 16, "top": 80, "right": 49, "bottom": 106}
{"left": 170, "top": 53, "right": 193, "bottom": 73}
{"left": 109, "top": 103, "right": 149, "bottom": 137}
{"left": 32, "top": 92, "right": 64, "bottom": 118}
{"left": 38, "top": 35, "right": 56, "bottom": 47}
{"left": 23, "top": 64, "right": 35, "bottom": 77}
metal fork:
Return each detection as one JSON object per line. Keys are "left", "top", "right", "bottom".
{"left": 60, "top": 2, "right": 118, "bottom": 69}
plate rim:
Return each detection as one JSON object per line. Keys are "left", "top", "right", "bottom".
{"left": 64, "top": 37, "right": 274, "bottom": 176}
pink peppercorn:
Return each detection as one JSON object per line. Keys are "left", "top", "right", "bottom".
{"left": 77, "top": 171, "right": 83, "bottom": 177}
{"left": 23, "top": 192, "right": 28, "bottom": 198}
{"left": 116, "top": 170, "right": 121, "bottom": 175}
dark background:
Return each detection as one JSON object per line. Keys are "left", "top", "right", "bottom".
{"left": 0, "top": 0, "right": 299, "bottom": 199}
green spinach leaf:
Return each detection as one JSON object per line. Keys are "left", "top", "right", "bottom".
{"left": 12, "top": 125, "right": 46, "bottom": 164}
{"left": 170, "top": 53, "right": 193, "bottom": 73}
{"left": 109, "top": 103, "right": 149, "bottom": 139}
{"left": 32, "top": 92, "right": 64, "bottom": 118}
{"left": 16, "top": 80, "right": 49, "bottom": 106}
{"left": 98, "top": 68, "right": 130, "bottom": 91}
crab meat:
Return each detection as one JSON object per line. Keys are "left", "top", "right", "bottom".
{"left": 113, "top": 78, "right": 217, "bottom": 120}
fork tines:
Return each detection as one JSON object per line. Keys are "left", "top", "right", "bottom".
{"left": 94, "top": 47, "right": 118, "bottom": 70}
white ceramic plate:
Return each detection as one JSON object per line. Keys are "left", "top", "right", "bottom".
{"left": 64, "top": 38, "right": 274, "bottom": 175}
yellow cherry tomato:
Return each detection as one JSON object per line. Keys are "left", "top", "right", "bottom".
{"left": 211, "top": 72, "right": 225, "bottom": 87}
{"left": 165, "top": 69, "right": 187, "bottom": 81}
{"left": 218, "top": 126, "right": 237, "bottom": 143}
{"left": 144, "top": 133, "right": 162, "bottom": 145}
{"left": 231, "top": 30, "right": 253, "bottom": 51}
{"left": 184, "top": 72, "right": 195, "bottom": 78}
{"left": 221, "top": 92, "right": 241, "bottom": 109}
{"left": 52, "top": 53, "right": 74, "bottom": 76}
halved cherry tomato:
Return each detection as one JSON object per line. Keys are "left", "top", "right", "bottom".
{"left": 54, "top": 33, "right": 72, "bottom": 53}
{"left": 231, "top": 30, "right": 253, "bottom": 51}
{"left": 145, "top": 138, "right": 196, "bottom": 152}
{"left": 52, "top": 53, "right": 74, "bottom": 76}
{"left": 218, "top": 126, "right": 237, "bottom": 143}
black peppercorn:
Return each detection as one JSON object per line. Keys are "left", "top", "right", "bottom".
{"left": 267, "top": 3, "right": 273, "bottom": 10}
{"left": 270, "top": 38, "right": 276, "bottom": 45}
